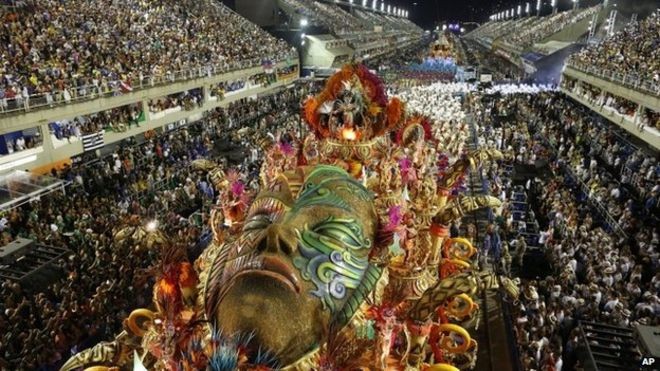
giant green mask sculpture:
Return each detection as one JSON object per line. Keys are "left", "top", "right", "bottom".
{"left": 205, "top": 165, "right": 382, "bottom": 365}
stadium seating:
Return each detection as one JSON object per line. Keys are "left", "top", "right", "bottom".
{"left": 567, "top": 11, "right": 660, "bottom": 92}
{"left": 0, "top": 0, "right": 293, "bottom": 113}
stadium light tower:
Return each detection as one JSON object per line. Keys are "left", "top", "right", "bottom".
{"left": 536, "top": 0, "right": 541, "bottom": 16}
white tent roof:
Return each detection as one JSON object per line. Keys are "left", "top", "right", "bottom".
{"left": 0, "top": 170, "right": 66, "bottom": 211}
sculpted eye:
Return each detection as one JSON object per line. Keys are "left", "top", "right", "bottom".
{"left": 243, "top": 214, "right": 272, "bottom": 232}
{"left": 311, "top": 217, "right": 371, "bottom": 253}
{"left": 244, "top": 198, "right": 287, "bottom": 232}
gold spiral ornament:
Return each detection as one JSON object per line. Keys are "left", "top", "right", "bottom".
{"left": 427, "top": 364, "right": 460, "bottom": 371}
{"left": 445, "top": 293, "right": 476, "bottom": 319}
{"left": 127, "top": 308, "right": 156, "bottom": 337}
{"left": 443, "top": 238, "right": 476, "bottom": 261}
{"left": 436, "top": 323, "right": 472, "bottom": 354}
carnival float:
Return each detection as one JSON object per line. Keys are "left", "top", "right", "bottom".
{"left": 61, "top": 64, "right": 518, "bottom": 371}
{"left": 398, "top": 34, "right": 460, "bottom": 84}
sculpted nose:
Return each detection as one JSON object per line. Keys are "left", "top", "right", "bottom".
{"left": 257, "top": 224, "right": 296, "bottom": 255}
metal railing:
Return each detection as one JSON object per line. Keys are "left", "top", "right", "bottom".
{"left": 0, "top": 53, "right": 298, "bottom": 116}
{"left": 566, "top": 61, "right": 660, "bottom": 97}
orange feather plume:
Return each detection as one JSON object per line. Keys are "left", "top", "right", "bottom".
{"left": 304, "top": 97, "right": 320, "bottom": 127}
{"left": 386, "top": 97, "right": 404, "bottom": 128}
{"left": 178, "top": 262, "right": 198, "bottom": 288}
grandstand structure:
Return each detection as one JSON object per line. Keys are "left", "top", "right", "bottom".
{"left": 233, "top": 0, "right": 424, "bottom": 73}
{"left": 463, "top": 2, "right": 659, "bottom": 151}
{"left": 0, "top": 0, "right": 424, "bottom": 178}
{"left": 0, "top": 0, "right": 300, "bottom": 176}
{"left": 560, "top": 11, "right": 660, "bottom": 150}
{"left": 465, "top": 4, "right": 605, "bottom": 75}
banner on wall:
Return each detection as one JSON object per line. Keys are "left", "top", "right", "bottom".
{"left": 81, "top": 131, "right": 104, "bottom": 151}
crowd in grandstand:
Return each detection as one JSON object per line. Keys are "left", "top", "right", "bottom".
{"left": 45, "top": 70, "right": 287, "bottom": 144}
{"left": 50, "top": 104, "right": 144, "bottom": 140}
{"left": 2, "top": 131, "right": 41, "bottom": 154}
{"left": 568, "top": 11, "right": 660, "bottom": 85}
{"left": 504, "top": 6, "right": 601, "bottom": 48}
{"left": 563, "top": 77, "right": 660, "bottom": 131}
{"left": 279, "top": 0, "right": 421, "bottom": 35}
{"left": 280, "top": 0, "right": 365, "bottom": 34}
{"left": 476, "top": 92, "right": 658, "bottom": 371}
{"left": 0, "top": 0, "right": 292, "bottom": 112}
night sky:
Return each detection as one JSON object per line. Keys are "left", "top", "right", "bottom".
{"left": 390, "top": 0, "right": 605, "bottom": 30}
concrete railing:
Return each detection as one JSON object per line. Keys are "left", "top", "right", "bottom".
{"left": 566, "top": 61, "right": 660, "bottom": 98}
{"left": 0, "top": 70, "right": 300, "bottom": 173}
{"left": 562, "top": 66, "right": 660, "bottom": 115}
{"left": 0, "top": 53, "right": 297, "bottom": 118}
{"left": 0, "top": 58, "right": 300, "bottom": 134}
{"left": 561, "top": 88, "right": 660, "bottom": 150}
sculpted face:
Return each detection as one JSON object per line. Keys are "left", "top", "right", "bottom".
{"left": 207, "top": 165, "right": 377, "bottom": 364}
